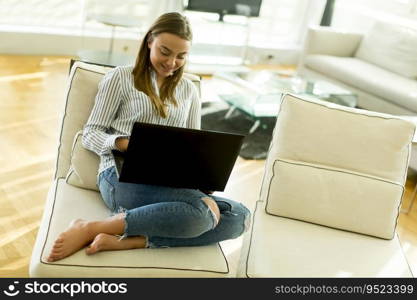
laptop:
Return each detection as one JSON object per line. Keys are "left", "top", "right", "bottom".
{"left": 112, "top": 122, "right": 245, "bottom": 191}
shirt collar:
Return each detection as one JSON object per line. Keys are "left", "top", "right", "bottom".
{"left": 149, "top": 68, "right": 159, "bottom": 96}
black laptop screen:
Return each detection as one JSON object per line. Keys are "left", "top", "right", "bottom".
{"left": 119, "top": 123, "right": 245, "bottom": 191}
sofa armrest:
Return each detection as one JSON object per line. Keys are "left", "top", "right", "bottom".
{"left": 303, "top": 26, "right": 363, "bottom": 57}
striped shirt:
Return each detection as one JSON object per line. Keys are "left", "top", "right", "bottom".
{"left": 82, "top": 65, "right": 201, "bottom": 175}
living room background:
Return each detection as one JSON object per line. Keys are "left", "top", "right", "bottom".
{"left": 0, "top": 0, "right": 416, "bottom": 63}
{"left": 1, "top": 0, "right": 417, "bottom": 279}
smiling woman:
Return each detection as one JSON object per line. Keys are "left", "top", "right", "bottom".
{"left": 46, "top": 12, "right": 252, "bottom": 263}
{"left": 132, "top": 12, "right": 193, "bottom": 118}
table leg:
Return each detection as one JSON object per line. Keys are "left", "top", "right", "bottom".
{"left": 224, "top": 106, "right": 236, "bottom": 119}
{"left": 249, "top": 120, "right": 260, "bottom": 134}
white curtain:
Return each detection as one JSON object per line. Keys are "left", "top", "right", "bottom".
{"left": 297, "top": 0, "right": 327, "bottom": 44}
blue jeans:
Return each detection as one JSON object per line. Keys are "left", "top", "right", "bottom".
{"left": 98, "top": 167, "right": 251, "bottom": 248}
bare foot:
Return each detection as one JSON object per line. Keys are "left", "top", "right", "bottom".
{"left": 86, "top": 233, "right": 146, "bottom": 255}
{"left": 47, "top": 219, "right": 95, "bottom": 262}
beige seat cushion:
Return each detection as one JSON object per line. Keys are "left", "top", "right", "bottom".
{"left": 261, "top": 94, "right": 415, "bottom": 239}
{"left": 30, "top": 179, "right": 229, "bottom": 277}
{"left": 66, "top": 130, "right": 100, "bottom": 191}
{"left": 242, "top": 201, "right": 412, "bottom": 278}
{"left": 304, "top": 55, "right": 417, "bottom": 112}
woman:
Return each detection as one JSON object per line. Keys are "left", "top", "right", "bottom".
{"left": 47, "top": 12, "right": 251, "bottom": 262}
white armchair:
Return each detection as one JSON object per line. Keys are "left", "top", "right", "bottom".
{"left": 29, "top": 61, "right": 231, "bottom": 277}
{"left": 238, "top": 93, "right": 415, "bottom": 277}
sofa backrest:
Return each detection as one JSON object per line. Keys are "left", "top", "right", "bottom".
{"left": 303, "top": 26, "right": 363, "bottom": 57}
{"left": 260, "top": 93, "right": 415, "bottom": 239}
{"left": 355, "top": 21, "right": 417, "bottom": 79}
{"left": 54, "top": 61, "right": 201, "bottom": 190}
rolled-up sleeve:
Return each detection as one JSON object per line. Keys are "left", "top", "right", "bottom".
{"left": 186, "top": 82, "right": 201, "bottom": 130}
{"left": 82, "top": 67, "right": 127, "bottom": 156}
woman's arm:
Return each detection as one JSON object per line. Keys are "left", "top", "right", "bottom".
{"left": 82, "top": 68, "right": 129, "bottom": 155}
{"left": 185, "top": 82, "right": 201, "bottom": 130}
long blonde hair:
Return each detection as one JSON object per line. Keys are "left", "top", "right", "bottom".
{"left": 132, "top": 12, "right": 192, "bottom": 118}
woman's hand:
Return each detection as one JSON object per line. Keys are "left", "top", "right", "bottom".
{"left": 115, "top": 137, "right": 129, "bottom": 152}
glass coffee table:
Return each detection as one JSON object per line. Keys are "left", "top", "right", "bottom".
{"left": 212, "top": 70, "right": 357, "bottom": 133}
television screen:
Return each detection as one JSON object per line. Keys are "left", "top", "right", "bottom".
{"left": 186, "top": 0, "right": 262, "bottom": 19}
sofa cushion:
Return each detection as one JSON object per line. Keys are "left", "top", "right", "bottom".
{"left": 267, "top": 160, "right": 403, "bottom": 239}
{"left": 261, "top": 94, "right": 414, "bottom": 239}
{"left": 243, "top": 201, "right": 412, "bottom": 277}
{"left": 55, "top": 62, "right": 112, "bottom": 180}
{"left": 305, "top": 26, "right": 363, "bottom": 57}
{"left": 66, "top": 130, "right": 100, "bottom": 191}
{"left": 30, "top": 179, "right": 229, "bottom": 277}
{"left": 355, "top": 22, "right": 417, "bottom": 79}
{"left": 304, "top": 55, "right": 417, "bottom": 112}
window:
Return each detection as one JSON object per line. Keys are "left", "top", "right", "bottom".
{"left": 0, "top": 0, "right": 148, "bottom": 36}
{"left": 184, "top": 0, "right": 324, "bottom": 49}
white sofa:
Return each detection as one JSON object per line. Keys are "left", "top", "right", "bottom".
{"left": 29, "top": 61, "right": 232, "bottom": 277}
{"left": 238, "top": 93, "right": 415, "bottom": 277}
{"left": 298, "top": 21, "right": 417, "bottom": 115}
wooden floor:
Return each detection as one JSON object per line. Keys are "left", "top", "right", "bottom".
{"left": 0, "top": 55, "right": 416, "bottom": 277}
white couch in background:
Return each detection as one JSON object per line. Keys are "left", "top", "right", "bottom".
{"left": 298, "top": 21, "right": 417, "bottom": 115}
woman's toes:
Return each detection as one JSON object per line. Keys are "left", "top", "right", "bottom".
{"left": 47, "top": 255, "right": 58, "bottom": 262}
{"left": 48, "top": 247, "right": 62, "bottom": 257}
{"left": 51, "top": 242, "right": 63, "bottom": 251}
{"left": 52, "top": 244, "right": 63, "bottom": 249}
{"left": 51, "top": 249, "right": 63, "bottom": 256}
{"left": 46, "top": 218, "right": 94, "bottom": 262}
{"left": 85, "top": 243, "right": 100, "bottom": 255}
